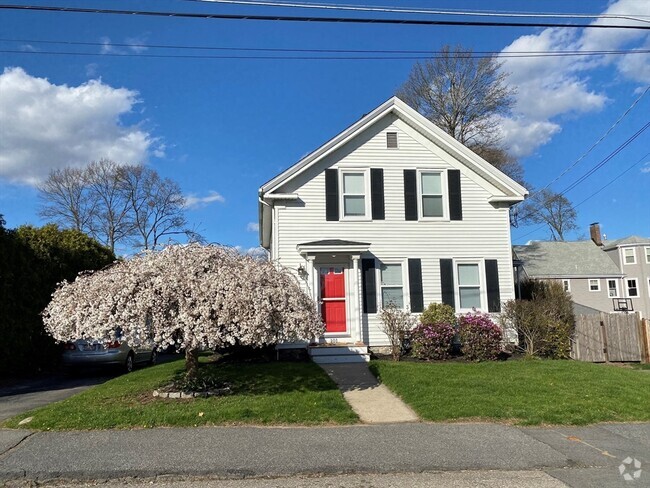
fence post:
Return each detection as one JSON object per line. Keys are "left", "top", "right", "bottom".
{"left": 599, "top": 312, "right": 609, "bottom": 362}
{"left": 641, "top": 318, "right": 650, "bottom": 364}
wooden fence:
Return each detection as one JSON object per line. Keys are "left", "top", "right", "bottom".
{"left": 572, "top": 312, "right": 650, "bottom": 363}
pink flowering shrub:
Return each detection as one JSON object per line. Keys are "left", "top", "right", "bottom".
{"left": 43, "top": 244, "right": 324, "bottom": 374}
{"left": 410, "top": 322, "right": 455, "bottom": 360}
{"left": 458, "top": 311, "right": 502, "bottom": 361}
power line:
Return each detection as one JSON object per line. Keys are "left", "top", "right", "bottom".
{"left": 2, "top": 4, "right": 650, "bottom": 30}
{"left": 527, "top": 86, "right": 650, "bottom": 199}
{"left": 513, "top": 125, "right": 650, "bottom": 241}
{"left": 183, "top": 0, "right": 650, "bottom": 24}
{"left": 5, "top": 37, "right": 650, "bottom": 58}
{"left": 557, "top": 122, "right": 650, "bottom": 196}
{"left": 573, "top": 151, "right": 650, "bottom": 209}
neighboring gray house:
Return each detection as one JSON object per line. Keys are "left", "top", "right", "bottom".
{"left": 259, "top": 97, "right": 528, "bottom": 362}
{"left": 602, "top": 235, "right": 650, "bottom": 318}
{"left": 514, "top": 223, "right": 650, "bottom": 318}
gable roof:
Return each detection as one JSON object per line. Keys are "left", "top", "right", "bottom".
{"left": 513, "top": 241, "right": 622, "bottom": 278}
{"left": 259, "top": 96, "right": 528, "bottom": 200}
{"left": 602, "top": 235, "right": 650, "bottom": 250}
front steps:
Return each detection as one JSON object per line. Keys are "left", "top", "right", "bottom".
{"left": 308, "top": 343, "right": 370, "bottom": 364}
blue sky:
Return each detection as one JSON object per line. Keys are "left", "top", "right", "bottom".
{"left": 1, "top": 0, "right": 649, "bottom": 253}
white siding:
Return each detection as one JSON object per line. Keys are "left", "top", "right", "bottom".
{"left": 271, "top": 113, "right": 516, "bottom": 345}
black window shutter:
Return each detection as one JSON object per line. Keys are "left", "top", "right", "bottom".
{"left": 404, "top": 169, "right": 418, "bottom": 221}
{"left": 440, "top": 258, "right": 455, "bottom": 309}
{"left": 485, "top": 259, "right": 501, "bottom": 312}
{"left": 370, "top": 168, "right": 385, "bottom": 220}
{"left": 448, "top": 169, "right": 463, "bottom": 221}
{"left": 362, "top": 259, "right": 377, "bottom": 313}
{"left": 325, "top": 169, "right": 339, "bottom": 221}
{"left": 408, "top": 258, "right": 424, "bottom": 313}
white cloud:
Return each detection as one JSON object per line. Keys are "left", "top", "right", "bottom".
{"left": 100, "top": 35, "right": 149, "bottom": 55}
{"left": 246, "top": 222, "right": 259, "bottom": 232}
{"left": 184, "top": 191, "right": 225, "bottom": 209}
{"left": 234, "top": 245, "right": 268, "bottom": 260}
{"left": 498, "top": 0, "right": 650, "bottom": 157}
{"left": 641, "top": 162, "right": 650, "bottom": 173}
{"left": 0, "top": 67, "right": 159, "bottom": 185}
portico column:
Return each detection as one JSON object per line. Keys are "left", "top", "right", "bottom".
{"left": 306, "top": 255, "right": 317, "bottom": 302}
{"left": 351, "top": 255, "right": 362, "bottom": 344}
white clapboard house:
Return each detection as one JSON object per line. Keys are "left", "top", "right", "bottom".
{"left": 258, "top": 97, "right": 528, "bottom": 362}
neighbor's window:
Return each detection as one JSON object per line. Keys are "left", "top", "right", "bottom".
{"left": 607, "top": 279, "right": 619, "bottom": 298}
{"left": 341, "top": 171, "right": 367, "bottom": 218}
{"left": 645, "top": 246, "right": 650, "bottom": 264}
{"left": 380, "top": 263, "right": 404, "bottom": 308}
{"left": 627, "top": 278, "right": 639, "bottom": 297}
{"left": 457, "top": 263, "right": 482, "bottom": 310}
{"left": 623, "top": 248, "right": 636, "bottom": 265}
{"left": 562, "top": 279, "right": 571, "bottom": 292}
{"left": 419, "top": 171, "right": 444, "bottom": 218}
{"left": 588, "top": 279, "right": 600, "bottom": 292}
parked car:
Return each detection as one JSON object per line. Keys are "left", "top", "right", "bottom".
{"left": 62, "top": 336, "right": 157, "bottom": 373}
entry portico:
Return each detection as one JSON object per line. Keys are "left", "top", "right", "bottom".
{"left": 297, "top": 239, "right": 370, "bottom": 345}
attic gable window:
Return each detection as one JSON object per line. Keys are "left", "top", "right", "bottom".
{"left": 386, "top": 132, "right": 398, "bottom": 149}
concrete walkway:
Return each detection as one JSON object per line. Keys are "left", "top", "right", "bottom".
{"left": 319, "top": 363, "right": 418, "bottom": 423}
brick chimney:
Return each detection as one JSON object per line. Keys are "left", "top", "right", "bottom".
{"left": 590, "top": 222, "right": 603, "bottom": 246}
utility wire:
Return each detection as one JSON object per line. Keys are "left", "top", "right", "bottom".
{"left": 513, "top": 125, "right": 650, "bottom": 241}
{"left": 5, "top": 37, "right": 650, "bottom": 57}
{"left": 6, "top": 41, "right": 650, "bottom": 59}
{"left": 183, "top": 0, "right": 650, "bottom": 24}
{"left": 2, "top": 4, "right": 650, "bottom": 30}
{"left": 526, "top": 85, "right": 650, "bottom": 199}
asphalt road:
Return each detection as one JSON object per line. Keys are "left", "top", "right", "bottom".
{"left": 26, "top": 470, "right": 569, "bottom": 487}
{"left": 1, "top": 423, "right": 648, "bottom": 487}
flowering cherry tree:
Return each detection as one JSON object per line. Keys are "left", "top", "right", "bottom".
{"left": 43, "top": 244, "right": 323, "bottom": 376}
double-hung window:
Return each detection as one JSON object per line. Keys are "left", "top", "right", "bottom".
{"left": 380, "top": 263, "right": 404, "bottom": 309}
{"left": 627, "top": 279, "right": 639, "bottom": 297}
{"left": 645, "top": 247, "right": 650, "bottom": 264}
{"left": 623, "top": 248, "right": 636, "bottom": 265}
{"left": 341, "top": 171, "right": 368, "bottom": 219}
{"left": 607, "top": 279, "right": 619, "bottom": 298}
{"left": 419, "top": 171, "right": 444, "bottom": 218}
{"left": 562, "top": 279, "right": 571, "bottom": 292}
{"left": 588, "top": 279, "right": 600, "bottom": 292}
{"left": 457, "top": 262, "right": 482, "bottom": 310}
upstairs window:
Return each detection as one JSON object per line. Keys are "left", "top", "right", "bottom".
{"left": 419, "top": 171, "right": 444, "bottom": 218}
{"left": 588, "top": 279, "right": 600, "bottom": 292}
{"left": 562, "top": 279, "right": 571, "bottom": 292}
{"left": 380, "top": 263, "right": 404, "bottom": 308}
{"left": 607, "top": 279, "right": 619, "bottom": 298}
{"left": 645, "top": 246, "right": 650, "bottom": 264}
{"left": 341, "top": 171, "right": 369, "bottom": 218}
{"left": 627, "top": 278, "right": 639, "bottom": 297}
{"left": 624, "top": 248, "right": 636, "bottom": 265}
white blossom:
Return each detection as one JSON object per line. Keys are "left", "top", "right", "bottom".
{"left": 43, "top": 244, "right": 324, "bottom": 350}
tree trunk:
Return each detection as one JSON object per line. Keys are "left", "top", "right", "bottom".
{"left": 185, "top": 348, "right": 200, "bottom": 378}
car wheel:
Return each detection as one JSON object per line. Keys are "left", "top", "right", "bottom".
{"left": 149, "top": 349, "right": 158, "bottom": 365}
{"left": 124, "top": 352, "right": 134, "bottom": 373}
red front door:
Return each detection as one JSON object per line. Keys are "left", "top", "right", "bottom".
{"left": 320, "top": 267, "right": 346, "bottom": 333}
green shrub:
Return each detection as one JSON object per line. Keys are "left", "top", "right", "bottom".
{"left": 420, "top": 302, "right": 457, "bottom": 327}
{"left": 410, "top": 322, "right": 455, "bottom": 360}
{"left": 501, "top": 280, "right": 574, "bottom": 359}
{"left": 0, "top": 220, "right": 114, "bottom": 377}
{"left": 458, "top": 311, "right": 502, "bottom": 361}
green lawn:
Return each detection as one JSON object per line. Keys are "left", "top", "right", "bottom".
{"left": 370, "top": 359, "right": 650, "bottom": 425}
{"left": 4, "top": 358, "right": 358, "bottom": 430}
